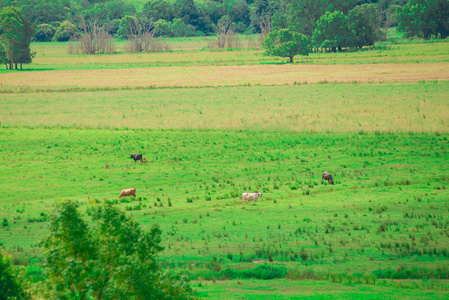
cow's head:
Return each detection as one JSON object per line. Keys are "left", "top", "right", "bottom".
{"left": 258, "top": 193, "right": 262, "bottom": 197}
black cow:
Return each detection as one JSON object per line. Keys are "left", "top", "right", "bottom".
{"left": 130, "top": 154, "right": 143, "bottom": 163}
{"left": 322, "top": 172, "right": 334, "bottom": 184}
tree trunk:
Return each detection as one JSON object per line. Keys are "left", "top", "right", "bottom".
{"left": 20, "top": 63, "right": 22, "bottom": 70}
{"left": 338, "top": 45, "right": 341, "bottom": 52}
{"left": 15, "top": 62, "right": 17, "bottom": 70}
{"left": 289, "top": 56, "right": 293, "bottom": 63}
{"left": 9, "top": 52, "right": 13, "bottom": 71}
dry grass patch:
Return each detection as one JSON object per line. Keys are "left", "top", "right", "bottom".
{"left": 1, "top": 83, "right": 447, "bottom": 132}
{"left": 1, "top": 63, "right": 448, "bottom": 91}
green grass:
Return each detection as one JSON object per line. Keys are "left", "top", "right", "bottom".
{"left": 0, "top": 83, "right": 447, "bottom": 132}
{"left": 1, "top": 128, "right": 448, "bottom": 286}
{"left": 1, "top": 35, "right": 449, "bottom": 298}
{"left": 194, "top": 279, "right": 449, "bottom": 299}
{"left": 0, "top": 36, "right": 447, "bottom": 72}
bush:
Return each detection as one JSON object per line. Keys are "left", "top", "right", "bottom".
{"left": 0, "top": 250, "right": 30, "bottom": 299}
{"left": 40, "top": 200, "right": 195, "bottom": 299}
{"left": 34, "top": 24, "right": 56, "bottom": 42}
{"left": 53, "top": 21, "right": 80, "bottom": 42}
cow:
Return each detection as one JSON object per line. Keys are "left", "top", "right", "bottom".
{"left": 130, "top": 154, "right": 143, "bottom": 163}
{"left": 141, "top": 158, "right": 148, "bottom": 163}
{"left": 242, "top": 192, "right": 262, "bottom": 205}
{"left": 322, "top": 172, "right": 334, "bottom": 184}
{"left": 119, "top": 188, "right": 136, "bottom": 199}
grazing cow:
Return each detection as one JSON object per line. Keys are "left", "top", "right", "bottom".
{"left": 119, "top": 188, "right": 136, "bottom": 199}
{"left": 242, "top": 192, "right": 262, "bottom": 205}
{"left": 322, "top": 172, "right": 334, "bottom": 184}
{"left": 141, "top": 158, "right": 148, "bottom": 163}
{"left": 130, "top": 154, "right": 143, "bottom": 163}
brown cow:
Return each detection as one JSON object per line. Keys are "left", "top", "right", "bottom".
{"left": 141, "top": 158, "right": 148, "bottom": 163}
{"left": 322, "top": 172, "right": 334, "bottom": 184}
{"left": 119, "top": 188, "right": 136, "bottom": 198}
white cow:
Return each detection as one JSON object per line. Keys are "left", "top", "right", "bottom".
{"left": 242, "top": 192, "right": 262, "bottom": 205}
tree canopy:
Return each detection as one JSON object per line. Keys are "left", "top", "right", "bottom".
{"left": 313, "top": 11, "right": 352, "bottom": 51}
{"left": 397, "top": 0, "right": 449, "bottom": 39}
{"left": 262, "top": 28, "right": 312, "bottom": 63}
{"left": 0, "top": 250, "right": 30, "bottom": 300}
{"left": 0, "top": 6, "right": 34, "bottom": 69}
{"left": 41, "top": 200, "right": 195, "bottom": 300}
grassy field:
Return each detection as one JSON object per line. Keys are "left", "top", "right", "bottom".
{"left": 1, "top": 34, "right": 449, "bottom": 298}
{"left": 0, "top": 83, "right": 448, "bottom": 132}
{"left": 0, "top": 35, "right": 448, "bottom": 74}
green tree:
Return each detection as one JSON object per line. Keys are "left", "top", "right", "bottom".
{"left": 348, "top": 4, "right": 381, "bottom": 48}
{"left": 170, "top": 18, "right": 187, "bottom": 37}
{"left": 52, "top": 20, "right": 80, "bottom": 41}
{"left": 154, "top": 19, "right": 173, "bottom": 36}
{"left": 35, "top": 24, "right": 56, "bottom": 42}
{"left": 41, "top": 201, "right": 195, "bottom": 299}
{"left": 312, "top": 10, "right": 352, "bottom": 51}
{"left": 142, "top": 0, "right": 173, "bottom": 22}
{"left": 0, "top": 44, "right": 6, "bottom": 68}
{"left": 0, "top": 250, "right": 31, "bottom": 300}
{"left": 397, "top": 0, "right": 449, "bottom": 39}
{"left": 0, "top": 6, "right": 34, "bottom": 70}
{"left": 15, "top": 7, "right": 35, "bottom": 69}
{"left": 249, "top": 0, "right": 278, "bottom": 33}
{"left": 172, "top": 0, "right": 211, "bottom": 33}
{"left": 262, "top": 28, "right": 312, "bottom": 63}
{"left": 288, "top": 0, "right": 336, "bottom": 36}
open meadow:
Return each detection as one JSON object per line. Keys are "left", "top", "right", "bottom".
{"left": 1, "top": 35, "right": 449, "bottom": 298}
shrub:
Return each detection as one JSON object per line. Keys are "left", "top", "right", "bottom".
{"left": 53, "top": 21, "right": 80, "bottom": 42}
{"left": 0, "top": 250, "right": 31, "bottom": 299}
{"left": 40, "top": 200, "right": 195, "bottom": 299}
{"left": 34, "top": 24, "right": 56, "bottom": 42}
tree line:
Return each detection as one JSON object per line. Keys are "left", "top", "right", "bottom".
{"left": 0, "top": 0, "right": 448, "bottom": 67}
{"left": 0, "top": 0, "right": 447, "bottom": 41}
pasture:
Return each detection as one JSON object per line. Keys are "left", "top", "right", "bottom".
{"left": 1, "top": 36, "right": 449, "bottom": 298}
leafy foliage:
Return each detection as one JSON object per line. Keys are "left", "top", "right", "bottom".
{"left": 41, "top": 201, "right": 195, "bottom": 299}
{"left": 0, "top": 250, "right": 30, "bottom": 300}
{"left": 34, "top": 23, "right": 56, "bottom": 42}
{"left": 313, "top": 11, "right": 352, "bottom": 51}
{"left": 262, "top": 28, "right": 311, "bottom": 62}
{"left": 52, "top": 20, "right": 80, "bottom": 42}
{"left": 397, "top": 0, "right": 449, "bottom": 39}
{"left": 0, "top": 6, "right": 34, "bottom": 69}
{"left": 348, "top": 4, "right": 381, "bottom": 48}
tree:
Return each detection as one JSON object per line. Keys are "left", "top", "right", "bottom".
{"left": 312, "top": 10, "right": 352, "bottom": 51}
{"left": 397, "top": 0, "right": 449, "bottom": 39}
{"left": 0, "top": 250, "right": 31, "bottom": 300}
{"left": 69, "top": 20, "right": 115, "bottom": 54}
{"left": 262, "top": 28, "right": 312, "bottom": 63}
{"left": 172, "top": 0, "right": 211, "bottom": 33}
{"left": 15, "top": 7, "right": 35, "bottom": 69}
{"left": 53, "top": 20, "right": 80, "bottom": 41}
{"left": 288, "top": 0, "right": 335, "bottom": 36}
{"left": 250, "top": 0, "right": 278, "bottom": 33}
{"left": 41, "top": 201, "right": 195, "bottom": 299}
{"left": 35, "top": 24, "right": 56, "bottom": 42}
{"left": 142, "top": 0, "right": 173, "bottom": 22}
{"left": 118, "top": 15, "right": 155, "bottom": 52}
{"left": 0, "top": 6, "right": 34, "bottom": 70}
{"left": 214, "top": 15, "right": 234, "bottom": 48}
{"left": 0, "top": 44, "right": 7, "bottom": 69}
{"left": 348, "top": 4, "right": 381, "bottom": 48}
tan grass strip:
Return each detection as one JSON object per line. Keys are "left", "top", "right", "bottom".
{"left": 1, "top": 63, "right": 448, "bottom": 89}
